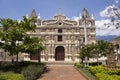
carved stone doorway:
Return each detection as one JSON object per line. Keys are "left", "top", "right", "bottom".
{"left": 55, "top": 46, "right": 65, "bottom": 61}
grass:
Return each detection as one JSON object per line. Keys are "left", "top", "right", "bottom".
{"left": 79, "top": 67, "right": 96, "bottom": 80}
{"left": 75, "top": 63, "right": 96, "bottom": 80}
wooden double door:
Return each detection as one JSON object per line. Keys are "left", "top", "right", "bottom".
{"left": 55, "top": 46, "right": 65, "bottom": 61}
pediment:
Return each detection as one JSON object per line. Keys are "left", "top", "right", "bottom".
{"left": 42, "top": 14, "right": 77, "bottom": 26}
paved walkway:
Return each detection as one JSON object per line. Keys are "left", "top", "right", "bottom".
{"left": 38, "top": 65, "right": 87, "bottom": 80}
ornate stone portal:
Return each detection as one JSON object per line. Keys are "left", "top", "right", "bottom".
{"left": 27, "top": 8, "right": 96, "bottom": 62}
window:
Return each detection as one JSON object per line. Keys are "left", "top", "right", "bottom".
{"left": 58, "top": 35, "right": 62, "bottom": 41}
{"left": 58, "top": 29, "right": 62, "bottom": 33}
{"left": 59, "top": 23, "right": 62, "bottom": 25}
{"left": 58, "top": 22, "right": 62, "bottom": 26}
{"left": 91, "top": 28, "right": 95, "bottom": 32}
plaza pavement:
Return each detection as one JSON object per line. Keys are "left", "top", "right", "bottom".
{"left": 38, "top": 65, "right": 87, "bottom": 80}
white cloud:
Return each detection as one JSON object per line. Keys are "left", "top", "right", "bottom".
{"left": 72, "top": 16, "right": 79, "bottom": 21}
{"left": 98, "top": 1, "right": 120, "bottom": 36}
{"left": 72, "top": 15, "right": 120, "bottom": 36}
{"left": 100, "top": 4, "right": 119, "bottom": 18}
{"left": 115, "top": 0, "right": 120, "bottom": 3}
{"left": 95, "top": 20, "right": 120, "bottom": 36}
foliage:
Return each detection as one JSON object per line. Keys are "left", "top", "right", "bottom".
{"left": 0, "top": 61, "right": 46, "bottom": 80}
{"left": 89, "top": 62, "right": 102, "bottom": 66}
{"left": 0, "top": 61, "right": 46, "bottom": 73}
{"left": 0, "top": 72, "right": 24, "bottom": 80}
{"left": 107, "top": 68, "right": 120, "bottom": 75}
{"left": 21, "top": 65, "right": 44, "bottom": 80}
{"left": 21, "top": 36, "right": 45, "bottom": 54}
{"left": 80, "top": 44, "right": 94, "bottom": 58}
{"left": 21, "top": 36, "right": 45, "bottom": 63}
{"left": 75, "top": 63, "right": 96, "bottom": 80}
{"left": 0, "top": 16, "right": 36, "bottom": 62}
{"left": 95, "top": 73, "right": 120, "bottom": 80}
{"left": 89, "top": 66, "right": 105, "bottom": 75}
{"left": 79, "top": 40, "right": 113, "bottom": 64}
{"left": 0, "top": 16, "right": 45, "bottom": 62}
{"left": 74, "top": 63, "right": 84, "bottom": 68}
{"left": 89, "top": 66, "right": 120, "bottom": 80}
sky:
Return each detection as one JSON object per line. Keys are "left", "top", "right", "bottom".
{"left": 0, "top": 0, "right": 120, "bottom": 36}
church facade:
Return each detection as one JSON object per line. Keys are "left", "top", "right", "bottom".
{"left": 27, "top": 8, "right": 96, "bottom": 62}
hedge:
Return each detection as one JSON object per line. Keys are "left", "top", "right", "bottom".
{"left": 89, "top": 66, "right": 120, "bottom": 80}
{"left": 0, "top": 72, "right": 24, "bottom": 80}
{"left": 21, "top": 65, "right": 44, "bottom": 80}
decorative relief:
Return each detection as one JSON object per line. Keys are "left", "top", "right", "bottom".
{"left": 42, "top": 14, "right": 77, "bottom": 26}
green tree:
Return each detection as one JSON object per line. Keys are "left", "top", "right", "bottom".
{"left": 0, "top": 16, "right": 38, "bottom": 62}
{"left": 79, "top": 40, "right": 113, "bottom": 64}
{"left": 91, "top": 40, "right": 113, "bottom": 65}
{"left": 79, "top": 44, "right": 94, "bottom": 63}
{"left": 21, "top": 36, "right": 45, "bottom": 63}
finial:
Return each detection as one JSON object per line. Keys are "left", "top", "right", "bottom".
{"left": 58, "top": 8, "right": 62, "bottom": 14}
{"left": 91, "top": 14, "right": 94, "bottom": 19}
{"left": 79, "top": 13, "right": 82, "bottom": 19}
{"left": 17, "top": 20, "right": 21, "bottom": 23}
{"left": 30, "top": 9, "right": 37, "bottom": 18}
{"left": 26, "top": 14, "right": 29, "bottom": 19}
{"left": 82, "top": 8, "right": 90, "bottom": 19}
{"left": 37, "top": 13, "right": 41, "bottom": 19}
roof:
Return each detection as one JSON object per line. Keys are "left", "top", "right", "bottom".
{"left": 112, "top": 36, "right": 120, "bottom": 45}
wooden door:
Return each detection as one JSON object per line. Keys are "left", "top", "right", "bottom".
{"left": 55, "top": 46, "right": 65, "bottom": 61}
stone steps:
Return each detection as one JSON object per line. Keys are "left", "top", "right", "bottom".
{"left": 44, "top": 61, "right": 75, "bottom": 66}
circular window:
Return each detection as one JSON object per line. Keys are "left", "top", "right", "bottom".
{"left": 58, "top": 22, "right": 62, "bottom": 26}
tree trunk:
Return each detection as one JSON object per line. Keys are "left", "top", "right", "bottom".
{"left": 38, "top": 50, "right": 41, "bottom": 63}
{"left": 117, "top": 49, "right": 119, "bottom": 63}
{"left": 81, "top": 58, "right": 84, "bottom": 64}
{"left": 11, "top": 55, "right": 14, "bottom": 63}
{"left": 16, "top": 53, "right": 19, "bottom": 62}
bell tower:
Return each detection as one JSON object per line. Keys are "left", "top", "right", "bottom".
{"left": 79, "top": 8, "right": 96, "bottom": 44}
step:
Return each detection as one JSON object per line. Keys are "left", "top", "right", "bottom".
{"left": 43, "top": 61, "right": 75, "bottom": 66}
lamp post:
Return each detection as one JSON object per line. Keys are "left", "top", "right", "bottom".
{"left": 82, "top": 17, "right": 89, "bottom": 67}
{"left": 82, "top": 20, "right": 88, "bottom": 45}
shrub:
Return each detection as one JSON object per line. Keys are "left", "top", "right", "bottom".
{"left": 107, "top": 68, "right": 120, "bottom": 75}
{"left": 0, "top": 61, "right": 46, "bottom": 73}
{"left": 75, "top": 63, "right": 84, "bottom": 68}
{"left": 95, "top": 72, "right": 120, "bottom": 80}
{"left": 21, "top": 65, "right": 44, "bottom": 80}
{"left": 89, "top": 66, "right": 120, "bottom": 80}
{"left": 89, "top": 65, "right": 105, "bottom": 75}
{"left": 0, "top": 72, "right": 24, "bottom": 80}
{"left": 89, "top": 62, "right": 102, "bottom": 66}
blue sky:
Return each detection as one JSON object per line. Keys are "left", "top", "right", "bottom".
{"left": 0, "top": 0, "right": 113, "bottom": 20}
{"left": 0, "top": 0, "right": 120, "bottom": 36}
